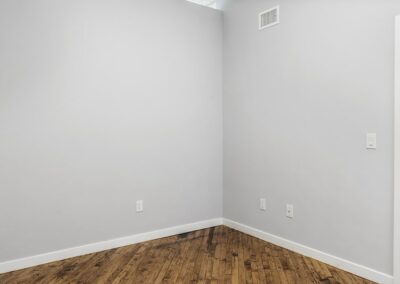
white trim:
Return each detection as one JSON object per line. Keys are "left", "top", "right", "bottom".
{"left": 223, "top": 218, "right": 393, "bottom": 284}
{"left": 0, "top": 217, "right": 393, "bottom": 283}
{"left": 0, "top": 218, "right": 223, "bottom": 274}
{"left": 394, "top": 14, "right": 400, "bottom": 284}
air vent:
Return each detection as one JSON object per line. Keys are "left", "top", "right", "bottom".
{"left": 259, "top": 6, "right": 280, "bottom": 30}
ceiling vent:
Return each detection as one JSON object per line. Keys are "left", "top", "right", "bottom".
{"left": 259, "top": 6, "right": 280, "bottom": 30}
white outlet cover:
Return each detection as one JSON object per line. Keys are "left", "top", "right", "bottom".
{"left": 260, "top": 198, "right": 266, "bottom": 211}
{"left": 286, "top": 204, "right": 294, "bottom": 218}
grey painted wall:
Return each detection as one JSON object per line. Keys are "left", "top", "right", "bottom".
{"left": 222, "top": 0, "right": 400, "bottom": 274}
{"left": 0, "top": 0, "right": 222, "bottom": 262}
{"left": 1, "top": 0, "right": 397, "bottom": 275}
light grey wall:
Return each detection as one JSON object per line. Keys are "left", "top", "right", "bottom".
{"left": 0, "top": 0, "right": 222, "bottom": 262}
{"left": 1, "top": 0, "right": 397, "bottom": 274}
{"left": 222, "top": 0, "right": 400, "bottom": 274}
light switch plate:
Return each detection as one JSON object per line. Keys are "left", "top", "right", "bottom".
{"left": 136, "top": 200, "right": 144, "bottom": 213}
{"left": 366, "top": 133, "right": 377, "bottom": 149}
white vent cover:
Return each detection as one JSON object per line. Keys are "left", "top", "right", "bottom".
{"left": 259, "top": 6, "right": 280, "bottom": 30}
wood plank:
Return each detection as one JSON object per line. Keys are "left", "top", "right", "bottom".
{"left": 0, "top": 226, "right": 376, "bottom": 284}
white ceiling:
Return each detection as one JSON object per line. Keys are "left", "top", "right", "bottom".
{"left": 186, "top": 0, "right": 217, "bottom": 9}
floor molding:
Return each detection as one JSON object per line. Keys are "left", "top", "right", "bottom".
{"left": 0, "top": 218, "right": 223, "bottom": 274}
{"left": 223, "top": 218, "right": 393, "bottom": 284}
{"left": 1, "top": 217, "right": 393, "bottom": 284}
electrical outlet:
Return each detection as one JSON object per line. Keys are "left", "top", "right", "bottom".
{"left": 136, "top": 200, "right": 144, "bottom": 213}
{"left": 260, "top": 198, "right": 266, "bottom": 211}
{"left": 286, "top": 204, "right": 294, "bottom": 218}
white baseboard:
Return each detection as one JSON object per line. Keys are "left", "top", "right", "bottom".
{"left": 0, "top": 217, "right": 393, "bottom": 284}
{"left": 0, "top": 218, "right": 223, "bottom": 274}
{"left": 223, "top": 218, "right": 393, "bottom": 284}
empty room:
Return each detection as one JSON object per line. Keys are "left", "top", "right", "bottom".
{"left": 1, "top": 0, "right": 400, "bottom": 283}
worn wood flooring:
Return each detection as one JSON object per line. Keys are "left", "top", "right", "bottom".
{"left": 0, "top": 226, "right": 374, "bottom": 283}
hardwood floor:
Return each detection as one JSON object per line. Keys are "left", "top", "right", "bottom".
{"left": 0, "top": 226, "right": 374, "bottom": 284}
